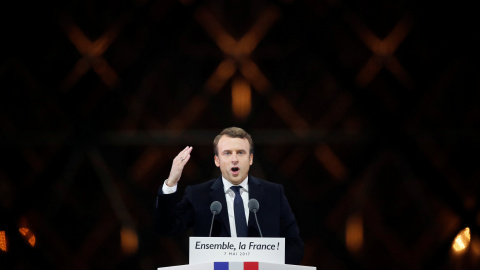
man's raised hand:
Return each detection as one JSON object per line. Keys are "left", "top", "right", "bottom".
{"left": 166, "top": 146, "right": 192, "bottom": 187}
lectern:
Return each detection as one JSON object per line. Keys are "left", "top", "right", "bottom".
{"left": 157, "top": 237, "right": 316, "bottom": 270}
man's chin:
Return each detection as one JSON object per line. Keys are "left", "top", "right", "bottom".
{"left": 226, "top": 175, "right": 244, "bottom": 185}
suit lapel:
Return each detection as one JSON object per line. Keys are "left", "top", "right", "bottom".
{"left": 209, "top": 177, "right": 230, "bottom": 236}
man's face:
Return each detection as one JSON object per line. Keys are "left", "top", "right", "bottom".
{"left": 214, "top": 135, "right": 253, "bottom": 185}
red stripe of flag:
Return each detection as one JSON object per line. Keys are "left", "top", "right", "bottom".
{"left": 244, "top": 262, "right": 259, "bottom": 270}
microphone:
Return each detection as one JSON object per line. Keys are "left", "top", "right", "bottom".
{"left": 209, "top": 201, "right": 222, "bottom": 237}
{"left": 248, "top": 199, "right": 263, "bottom": 237}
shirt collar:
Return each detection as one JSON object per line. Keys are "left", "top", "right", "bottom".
{"left": 222, "top": 176, "right": 249, "bottom": 193}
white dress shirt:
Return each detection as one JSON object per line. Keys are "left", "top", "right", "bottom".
{"left": 161, "top": 177, "right": 250, "bottom": 237}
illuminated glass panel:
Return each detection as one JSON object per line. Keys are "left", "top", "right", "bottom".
{"left": 452, "top": 227, "right": 470, "bottom": 253}
{"left": 0, "top": 231, "right": 7, "bottom": 252}
{"left": 19, "top": 227, "right": 36, "bottom": 247}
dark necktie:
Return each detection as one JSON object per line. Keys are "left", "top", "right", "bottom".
{"left": 231, "top": 186, "right": 248, "bottom": 237}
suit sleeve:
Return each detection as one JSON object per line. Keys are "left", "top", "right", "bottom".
{"left": 154, "top": 185, "right": 194, "bottom": 236}
{"left": 279, "top": 185, "right": 305, "bottom": 265}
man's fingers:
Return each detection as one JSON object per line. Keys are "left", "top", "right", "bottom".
{"left": 177, "top": 146, "right": 193, "bottom": 163}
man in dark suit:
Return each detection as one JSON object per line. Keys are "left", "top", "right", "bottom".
{"left": 155, "top": 127, "right": 304, "bottom": 264}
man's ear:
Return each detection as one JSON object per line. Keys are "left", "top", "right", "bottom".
{"left": 214, "top": 155, "right": 220, "bottom": 167}
{"left": 249, "top": 154, "right": 253, "bottom": 165}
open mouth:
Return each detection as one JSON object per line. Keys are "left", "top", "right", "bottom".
{"left": 231, "top": 167, "right": 239, "bottom": 172}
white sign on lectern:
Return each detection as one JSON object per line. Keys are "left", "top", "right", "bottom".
{"left": 189, "top": 237, "right": 285, "bottom": 264}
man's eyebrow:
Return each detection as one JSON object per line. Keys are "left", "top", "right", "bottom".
{"left": 222, "top": 149, "right": 246, "bottom": 153}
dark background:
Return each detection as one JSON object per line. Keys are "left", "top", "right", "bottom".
{"left": 1, "top": 0, "right": 479, "bottom": 269}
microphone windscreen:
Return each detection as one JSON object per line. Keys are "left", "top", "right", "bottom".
{"left": 248, "top": 198, "right": 259, "bottom": 212}
{"left": 210, "top": 201, "right": 222, "bottom": 214}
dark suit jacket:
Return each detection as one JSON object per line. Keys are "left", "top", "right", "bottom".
{"left": 155, "top": 175, "right": 304, "bottom": 265}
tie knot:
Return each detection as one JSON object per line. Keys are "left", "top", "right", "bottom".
{"left": 231, "top": 186, "right": 242, "bottom": 195}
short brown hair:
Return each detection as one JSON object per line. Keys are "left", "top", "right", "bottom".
{"left": 213, "top": 127, "right": 254, "bottom": 155}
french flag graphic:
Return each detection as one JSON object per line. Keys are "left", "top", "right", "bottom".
{"left": 214, "top": 262, "right": 259, "bottom": 270}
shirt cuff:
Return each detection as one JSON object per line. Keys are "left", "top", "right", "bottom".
{"left": 162, "top": 179, "right": 177, "bottom": 194}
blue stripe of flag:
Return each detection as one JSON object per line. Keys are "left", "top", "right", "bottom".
{"left": 214, "top": 262, "right": 229, "bottom": 270}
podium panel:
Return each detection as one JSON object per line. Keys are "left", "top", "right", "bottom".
{"left": 157, "top": 237, "right": 316, "bottom": 270}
